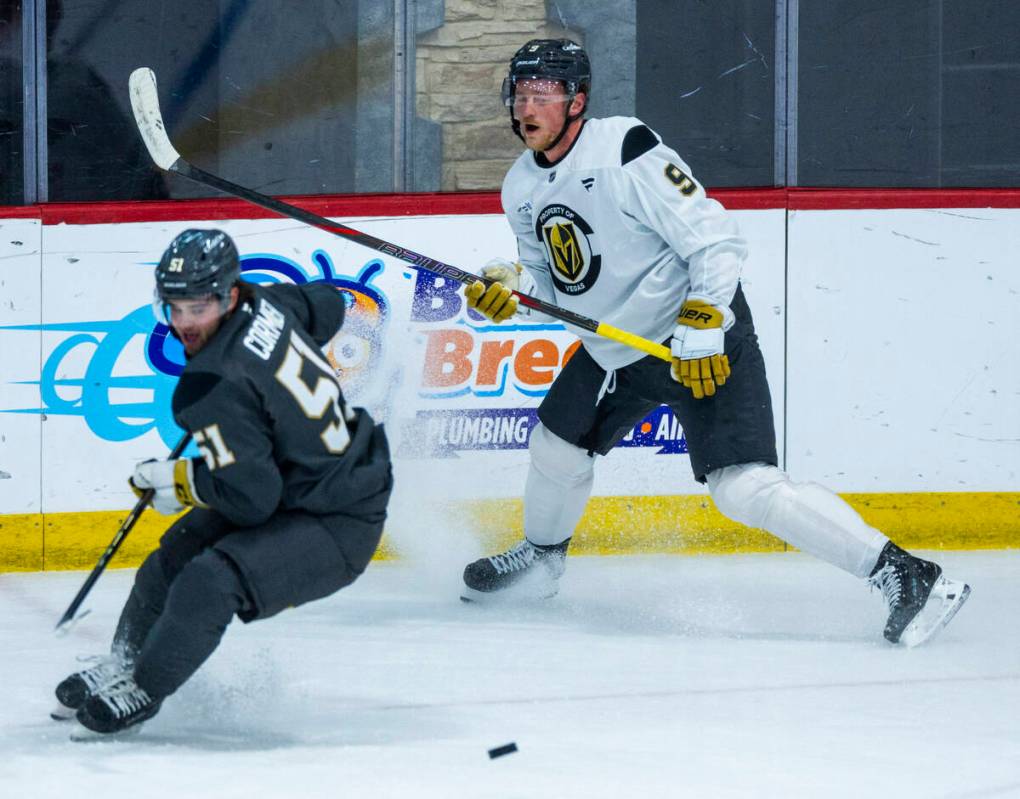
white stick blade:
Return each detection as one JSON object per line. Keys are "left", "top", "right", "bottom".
{"left": 129, "top": 68, "right": 181, "bottom": 171}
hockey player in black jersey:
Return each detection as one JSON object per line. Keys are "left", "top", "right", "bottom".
{"left": 54, "top": 229, "right": 392, "bottom": 736}
{"left": 460, "top": 39, "right": 970, "bottom": 648}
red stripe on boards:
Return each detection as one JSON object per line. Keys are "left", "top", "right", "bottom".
{"left": 1, "top": 188, "right": 1019, "bottom": 224}
{"left": 785, "top": 188, "right": 1020, "bottom": 210}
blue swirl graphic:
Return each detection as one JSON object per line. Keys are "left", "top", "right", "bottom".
{"left": 2, "top": 251, "right": 389, "bottom": 449}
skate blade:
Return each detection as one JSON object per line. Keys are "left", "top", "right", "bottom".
{"left": 69, "top": 721, "right": 145, "bottom": 742}
{"left": 900, "top": 576, "right": 971, "bottom": 648}
{"left": 460, "top": 578, "right": 559, "bottom": 604}
{"left": 50, "top": 702, "right": 77, "bottom": 721}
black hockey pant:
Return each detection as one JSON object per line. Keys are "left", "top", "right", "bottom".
{"left": 112, "top": 506, "right": 383, "bottom": 698}
{"left": 113, "top": 545, "right": 249, "bottom": 699}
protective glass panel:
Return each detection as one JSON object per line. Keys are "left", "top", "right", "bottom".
{"left": 44, "top": 0, "right": 393, "bottom": 201}
{"left": 415, "top": 1, "right": 775, "bottom": 191}
{"left": 1, "top": 2, "right": 24, "bottom": 205}
{"left": 798, "top": 0, "right": 1020, "bottom": 187}
{"left": 636, "top": 0, "right": 776, "bottom": 188}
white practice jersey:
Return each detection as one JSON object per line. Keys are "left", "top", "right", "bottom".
{"left": 501, "top": 116, "right": 747, "bottom": 370}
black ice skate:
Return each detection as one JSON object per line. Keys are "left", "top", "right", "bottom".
{"left": 461, "top": 538, "right": 569, "bottom": 602}
{"left": 868, "top": 542, "right": 970, "bottom": 647}
{"left": 52, "top": 655, "right": 130, "bottom": 721}
{"left": 72, "top": 675, "right": 162, "bottom": 738}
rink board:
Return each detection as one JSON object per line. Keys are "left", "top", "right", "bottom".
{"left": 0, "top": 194, "right": 1018, "bottom": 570}
{"left": 2, "top": 490, "right": 1017, "bottom": 572}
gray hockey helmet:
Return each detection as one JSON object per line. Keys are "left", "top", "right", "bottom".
{"left": 155, "top": 228, "right": 240, "bottom": 301}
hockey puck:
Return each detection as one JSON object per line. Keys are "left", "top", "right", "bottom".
{"left": 488, "top": 742, "right": 518, "bottom": 759}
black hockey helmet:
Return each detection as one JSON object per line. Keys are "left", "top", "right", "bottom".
{"left": 502, "top": 39, "right": 591, "bottom": 106}
{"left": 502, "top": 39, "right": 591, "bottom": 148}
{"left": 153, "top": 228, "right": 240, "bottom": 321}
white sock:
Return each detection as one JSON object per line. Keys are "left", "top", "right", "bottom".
{"left": 524, "top": 423, "right": 595, "bottom": 547}
{"left": 707, "top": 462, "right": 888, "bottom": 577}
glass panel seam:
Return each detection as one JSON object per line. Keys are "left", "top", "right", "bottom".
{"left": 785, "top": 0, "right": 798, "bottom": 187}
{"left": 393, "top": 0, "right": 408, "bottom": 192}
{"left": 33, "top": 0, "right": 47, "bottom": 201}
{"left": 21, "top": 0, "right": 38, "bottom": 203}
{"left": 774, "top": 0, "right": 787, "bottom": 188}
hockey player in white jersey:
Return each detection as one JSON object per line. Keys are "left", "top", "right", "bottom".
{"left": 460, "top": 39, "right": 970, "bottom": 647}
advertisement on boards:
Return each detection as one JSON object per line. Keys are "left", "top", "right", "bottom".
{"left": 0, "top": 211, "right": 785, "bottom": 517}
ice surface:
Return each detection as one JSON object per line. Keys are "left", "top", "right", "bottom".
{"left": 1, "top": 551, "right": 1017, "bottom": 798}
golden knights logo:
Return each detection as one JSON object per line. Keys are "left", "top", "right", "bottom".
{"left": 545, "top": 222, "right": 583, "bottom": 279}
{"left": 536, "top": 204, "right": 601, "bottom": 295}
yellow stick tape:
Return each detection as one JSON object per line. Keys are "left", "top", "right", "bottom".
{"left": 2, "top": 492, "right": 1017, "bottom": 572}
{"left": 594, "top": 322, "right": 672, "bottom": 362}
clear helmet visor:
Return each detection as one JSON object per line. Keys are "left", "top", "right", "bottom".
{"left": 152, "top": 289, "right": 172, "bottom": 325}
{"left": 152, "top": 289, "right": 231, "bottom": 326}
{"left": 502, "top": 77, "right": 572, "bottom": 109}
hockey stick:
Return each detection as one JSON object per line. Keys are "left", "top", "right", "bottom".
{"left": 55, "top": 433, "right": 192, "bottom": 634}
{"left": 128, "top": 68, "right": 672, "bottom": 363}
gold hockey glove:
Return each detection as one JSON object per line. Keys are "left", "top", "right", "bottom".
{"left": 129, "top": 458, "right": 204, "bottom": 515}
{"left": 670, "top": 297, "right": 734, "bottom": 399}
{"left": 465, "top": 259, "right": 523, "bottom": 323}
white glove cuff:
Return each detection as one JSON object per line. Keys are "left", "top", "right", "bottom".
{"left": 671, "top": 326, "right": 726, "bottom": 360}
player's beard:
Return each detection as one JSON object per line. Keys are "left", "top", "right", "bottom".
{"left": 521, "top": 122, "right": 555, "bottom": 152}
{"left": 518, "top": 112, "right": 564, "bottom": 153}
{"left": 177, "top": 317, "right": 223, "bottom": 357}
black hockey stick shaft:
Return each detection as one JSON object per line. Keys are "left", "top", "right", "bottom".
{"left": 175, "top": 162, "right": 670, "bottom": 361}
{"left": 128, "top": 68, "right": 671, "bottom": 362}
{"left": 55, "top": 433, "right": 191, "bottom": 632}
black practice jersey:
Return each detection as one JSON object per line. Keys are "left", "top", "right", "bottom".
{"left": 171, "top": 282, "right": 391, "bottom": 526}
